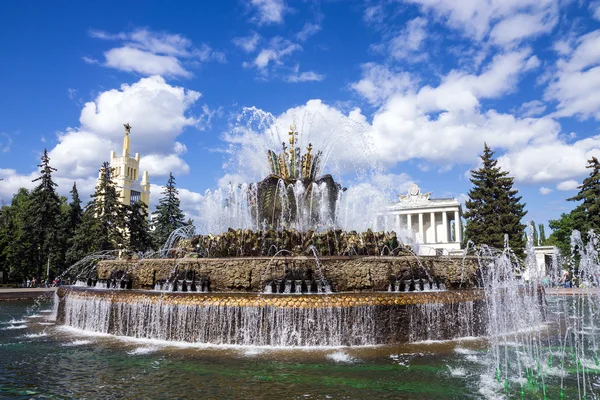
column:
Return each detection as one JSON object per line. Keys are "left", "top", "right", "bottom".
{"left": 430, "top": 212, "right": 437, "bottom": 244}
{"left": 407, "top": 214, "right": 412, "bottom": 232}
{"left": 442, "top": 211, "right": 448, "bottom": 243}
{"left": 454, "top": 210, "right": 461, "bottom": 243}
{"left": 418, "top": 213, "right": 424, "bottom": 243}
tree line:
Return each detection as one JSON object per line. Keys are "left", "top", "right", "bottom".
{"left": 463, "top": 144, "right": 600, "bottom": 258}
{"left": 0, "top": 150, "right": 188, "bottom": 283}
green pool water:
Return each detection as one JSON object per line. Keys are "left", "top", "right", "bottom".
{"left": 0, "top": 299, "right": 596, "bottom": 399}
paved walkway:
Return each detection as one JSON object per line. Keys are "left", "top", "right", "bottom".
{"left": 0, "top": 287, "right": 57, "bottom": 300}
{"left": 547, "top": 288, "right": 600, "bottom": 296}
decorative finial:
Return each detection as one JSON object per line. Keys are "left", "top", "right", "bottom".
{"left": 123, "top": 123, "right": 132, "bottom": 136}
{"left": 288, "top": 124, "right": 297, "bottom": 147}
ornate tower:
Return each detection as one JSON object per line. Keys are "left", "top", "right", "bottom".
{"left": 106, "top": 123, "right": 151, "bottom": 207}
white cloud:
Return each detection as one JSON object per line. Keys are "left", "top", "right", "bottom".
{"left": 249, "top": 37, "right": 301, "bottom": 70}
{"left": 539, "top": 187, "right": 553, "bottom": 195}
{"left": 405, "top": 0, "right": 559, "bottom": 46}
{"left": 1, "top": 76, "right": 203, "bottom": 205}
{"left": 591, "top": 1, "right": 600, "bottom": 21}
{"left": 524, "top": 55, "right": 541, "bottom": 71}
{"left": 0, "top": 133, "right": 12, "bottom": 153}
{"left": 104, "top": 47, "right": 191, "bottom": 78}
{"left": 346, "top": 48, "right": 600, "bottom": 187}
{"left": 286, "top": 69, "right": 324, "bottom": 83}
{"left": 519, "top": 100, "right": 547, "bottom": 117}
{"left": 89, "top": 28, "right": 224, "bottom": 77}
{"left": 363, "top": 4, "right": 385, "bottom": 24}
{"left": 232, "top": 32, "right": 261, "bottom": 53}
{"left": 545, "top": 30, "right": 600, "bottom": 120}
{"left": 557, "top": 180, "right": 579, "bottom": 191}
{"left": 351, "top": 63, "right": 414, "bottom": 106}
{"left": 140, "top": 154, "right": 190, "bottom": 177}
{"left": 79, "top": 75, "right": 201, "bottom": 155}
{"left": 388, "top": 17, "right": 428, "bottom": 61}
{"left": 249, "top": 0, "right": 287, "bottom": 25}
{"left": 296, "top": 22, "right": 321, "bottom": 41}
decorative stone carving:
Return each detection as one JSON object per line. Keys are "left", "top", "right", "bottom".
{"left": 398, "top": 184, "right": 431, "bottom": 204}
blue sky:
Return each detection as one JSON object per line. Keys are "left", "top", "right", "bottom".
{"left": 1, "top": 0, "right": 599, "bottom": 228}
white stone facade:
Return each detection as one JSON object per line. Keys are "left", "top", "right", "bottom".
{"left": 384, "top": 184, "right": 463, "bottom": 256}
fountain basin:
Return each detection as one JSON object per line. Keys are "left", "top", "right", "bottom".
{"left": 95, "top": 256, "right": 480, "bottom": 292}
{"left": 56, "top": 287, "right": 486, "bottom": 346}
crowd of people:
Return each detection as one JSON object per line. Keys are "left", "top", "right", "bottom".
{"left": 21, "top": 277, "right": 70, "bottom": 288}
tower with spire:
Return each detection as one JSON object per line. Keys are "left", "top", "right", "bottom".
{"left": 103, "top": 123, "right": 151, "bottom": 207}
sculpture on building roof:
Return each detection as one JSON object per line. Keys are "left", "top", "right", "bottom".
{"left": 398, "top": 184, "right": 431, "bottom": 204}
{"left": 123, "top": 123, "right": 132, "bottom": 136}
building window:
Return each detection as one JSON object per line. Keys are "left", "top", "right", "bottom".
{"left": 130, "top": 190, "right": 141, "bottom": 204}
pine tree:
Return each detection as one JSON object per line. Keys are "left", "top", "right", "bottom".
{"left": 152, "top": 173, "right": 186, "bottom": 247}
{"left": 464, "top": 144, "right": 527, "bottom": 257}
{"left": 28, "top": 149, "right": 62, "bottom": 281}
{"left": 568, "top": 157, "right": 600, "bottom": 236}
{"left": 126, "top": 201, "right": 153, "bottom": 252}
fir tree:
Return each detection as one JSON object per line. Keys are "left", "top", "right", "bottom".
{"left": 28, "top": 149, "right": 62, "bottom": 281}
{"left": 568, "top": 157, "right": 600, "bottom": 236}
{"left": 152, "top": 173, "right": 185, "bottom": 247}
{"left": 464, "top": 144, "right": 527, "bottom": 257}
{"left": 67, "top": 183, "right": 83, "bottom": 233}
{"left": 68, "top": 162, "right": 126, "bottom": 257}
{"left": 125, "top": 201, "right": 153, "bottom": 252}
{"left": 90, "top": 162, "right": 126, "bottom": 250}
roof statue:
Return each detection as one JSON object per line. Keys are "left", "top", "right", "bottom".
{"left": 398, "top": 184, "right": 431, "bottom": 204}
{"left": 123, "top": 123, "right": 132, "bottom": 136}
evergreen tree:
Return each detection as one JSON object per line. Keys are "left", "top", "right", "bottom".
{"left": 568, "top": 157, "right": 600, "bottom": 236}
{"left": 152, "top": 173, "right": 185, "bottom": 247}
{"left": 548, "top": 157, "right": 600, "bottom": 255}
{"left": 548, "top": 213, "right": 576, "bottom": 257}
{"left": 67, "top": 183, "right": 83, "bottom": 233}
{"left": 68, "top": 162, "right": 126, "bottom": 257}
{"left": 125, "top": 201, "right": 153, "bottom": 252}
{"left": 28, "top": 149, "right": 62, "bottom": 281}
{"left": 0, "top": 189, "right": 35, "bottom": 281}
{"left": 539, "top": 223, "right": 547, "bottom": 245}
{"left": 464, "top": 144, "right": 527, "bottom": 257}
{"left": 64, "top": 183, "right": 84, "bottom": 266}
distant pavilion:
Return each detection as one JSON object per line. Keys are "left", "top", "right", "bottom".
{"left": 384, "top": 184, "right": 463, "bottom": 255}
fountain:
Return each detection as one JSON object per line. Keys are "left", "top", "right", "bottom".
{"left": 53, "top": 125, "right": 490, "bottom": 347}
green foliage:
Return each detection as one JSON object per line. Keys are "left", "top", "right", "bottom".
{"left": 28, "top": 149, "right": 62, "bottom": 280}
{"left": 538, "top": 223, "right": 547, "bottom": 245}
{"left": 547, "top": 213, "right": 576, "bottom": 256}
{"left": 0, "top": 189, "right": 35, "bottom": 281}
{"left": 1, "top": 159, "right": 155, "bottom": 283}
{"left": 126, "top": 201, "right": 153, "bottom": 252}
{"left": 69, "top": 162, "right": 126, "bottom": 255}
{"left": 548, "top": 157, "right": 600, "bottom": 255}
{"left": 463, "top": 144, "right": 527, "bottom": 257}
{"left": 152, "top": 173, "right": 186, "bottom": 248}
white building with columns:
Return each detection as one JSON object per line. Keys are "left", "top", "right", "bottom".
{"left": 384, "top": 184, "right": 463, "bottom": 255}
